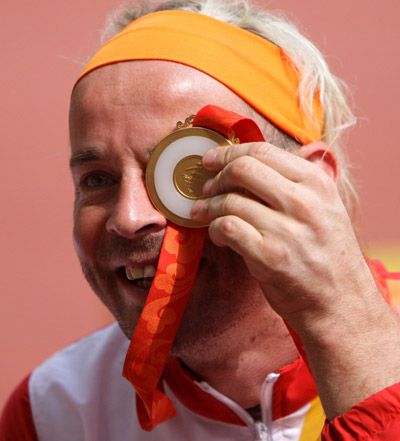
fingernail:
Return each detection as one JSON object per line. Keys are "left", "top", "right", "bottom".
{"left": 202, "top": 178, "right": 214, "bottom": 196}
{"left": 191, "top": 200, "right": 203, "bottom": 217}
{"left": 203, "top": 150, "right": 217, "bottom": 168}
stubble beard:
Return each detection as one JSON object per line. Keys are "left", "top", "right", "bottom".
{"left": 170, "top": 255, "right": 267, "bottom": 364}
{"left": 78, "top": 236, "right": 267, "bottom": 363}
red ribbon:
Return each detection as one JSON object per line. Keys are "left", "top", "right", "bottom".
{"left": 122, "top": 105, "right": 266, "bottom": 431}
{"left": 123, "top": 224, "right": 206, "bottom": 430}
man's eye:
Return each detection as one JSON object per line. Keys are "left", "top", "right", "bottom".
{"left": 82, "top": 173, "right": 114, "bottom": 189}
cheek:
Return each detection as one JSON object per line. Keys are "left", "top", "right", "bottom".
{"left": 73, "top": 205, "right": 108, "bottom": 261}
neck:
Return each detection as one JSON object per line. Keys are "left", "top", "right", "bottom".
{"left": 180, "top": 312, "right": 299, "bottom": 409}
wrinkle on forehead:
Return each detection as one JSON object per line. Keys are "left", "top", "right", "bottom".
{"left": 71, "top": 60, "right": 253, "bottom": 114}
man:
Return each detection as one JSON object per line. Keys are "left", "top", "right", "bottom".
{"left": 2, "top": 0, "right": 400, "bottom": 439}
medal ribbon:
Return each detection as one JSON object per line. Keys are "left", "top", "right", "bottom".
{"left": 122, "top": 105, "right": 266, "bottom": 431}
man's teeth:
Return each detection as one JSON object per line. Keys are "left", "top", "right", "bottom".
{"left": 125, "top": 265, "right": 156, "bottom": 281}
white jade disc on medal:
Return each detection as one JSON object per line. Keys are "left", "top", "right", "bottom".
{"left": 146, "top": 127, "right": 230, "bottom": 227}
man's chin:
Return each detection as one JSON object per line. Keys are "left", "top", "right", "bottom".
{"left": 115, "top": 310, "right": 142, "bottom": 341}
{"left": 114, "top": 305, "right": 224, "bottom": 360}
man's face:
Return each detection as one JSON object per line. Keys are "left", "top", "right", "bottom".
{"left": 69, "top": 61, "right": 280, "bottom": 359}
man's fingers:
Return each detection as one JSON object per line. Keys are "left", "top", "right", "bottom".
{"left": 201, "top": 141, "right": 340, "bottom": 216}
{"left": 191, "top": 191, "right": 294, "bottom": 237}
{"left": 206, "top": 214, "right": 297, "bottom": 286}
{"left": 203, "top": 155, "right": 298, "bottom": 211}
{"left": 207, "top": 215, "right": 263, "bottom": 256}
{"left": 192, "top": 192, "right": 265, "bottom": 228}
{"left": 203, "top": 142, "right": 315, "bottom": 182}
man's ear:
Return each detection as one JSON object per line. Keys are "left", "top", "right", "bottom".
{"left": 298, "top": 142, "right": 340, "bottom": 183}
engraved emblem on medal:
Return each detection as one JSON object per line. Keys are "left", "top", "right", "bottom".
{"left": 146, "top": 115, "right": 233, "bottom": 227}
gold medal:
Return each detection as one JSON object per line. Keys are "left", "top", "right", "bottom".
{"left": 173, "top": 155, "right": 215, "bottom": 200}
{"left": 146, "top": 121, "right": 232, "bottom": 227}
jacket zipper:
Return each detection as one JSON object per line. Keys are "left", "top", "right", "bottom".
{"left": 259, "top": 373, "right": 280, "bottom": 441}
{"left": 196, "top": 372, "right": 280, "bottom": 441}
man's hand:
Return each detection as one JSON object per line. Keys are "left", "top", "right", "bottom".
{"left": 190, "top": 141, "right": 367, "bottom": 322}
{"left": 191, "top": 141, "right": 400, "bottom": 419}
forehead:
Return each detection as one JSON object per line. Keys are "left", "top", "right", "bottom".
{"left": 70, "top": 60, "right": 253, "bottom": 121}
{"left": 69, "top": 61, "right": 263, "bottom": 162}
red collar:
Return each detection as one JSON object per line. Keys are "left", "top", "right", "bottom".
{"left": 163, "top": 356, "right": 317, "bottom": 425}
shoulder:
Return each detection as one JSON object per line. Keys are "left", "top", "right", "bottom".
{"left": 0, "top": 375, "right": 39, "bottom": 441}
{"left": 31, "top": 323, "right": 135, "bottom": 440}
{"left": 30, "top": 321, "right": 130, "bottom": 385}
{"left": 1, "top": 323, "right": 135, "bottom": 441}
{"left": 29, "top": 322, "right": 130, "bottom": 401}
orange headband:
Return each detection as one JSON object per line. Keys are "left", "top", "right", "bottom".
{"left": 75, "top": 10, "right": 323, "bottom": 145}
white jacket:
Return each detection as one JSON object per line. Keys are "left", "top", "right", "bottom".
{"left": 25, "top": 323, "right": 324, "bottom": 441}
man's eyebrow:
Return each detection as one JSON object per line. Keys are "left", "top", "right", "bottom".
{"left": 69, "top": 147, "right": 106, "bottom": 169}
{"left": 70, "top": 145, "right": 158, "bottom": 169}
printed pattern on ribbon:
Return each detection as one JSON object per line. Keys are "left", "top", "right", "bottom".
{"left": 123, "top": 224, "right": 206, "bottom": 430}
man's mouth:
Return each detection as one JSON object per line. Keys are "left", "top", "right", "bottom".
{"left": 124, "top": 265, "right": 157, "bottom": 289}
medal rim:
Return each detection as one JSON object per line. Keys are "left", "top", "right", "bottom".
{"left": 146, "top": 127, "right": 231, "bottom": 227}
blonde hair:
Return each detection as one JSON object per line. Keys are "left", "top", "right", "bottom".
{"left": 99, "top": 0, "right": 358, "bottom": 215}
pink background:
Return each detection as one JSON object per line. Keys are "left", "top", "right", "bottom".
{"left": 1, "top": 0, "right": 399, "bottom": 410}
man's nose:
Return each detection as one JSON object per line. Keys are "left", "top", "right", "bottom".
{"left": 106, "top": 177, "right": 166, "bottom": 238}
